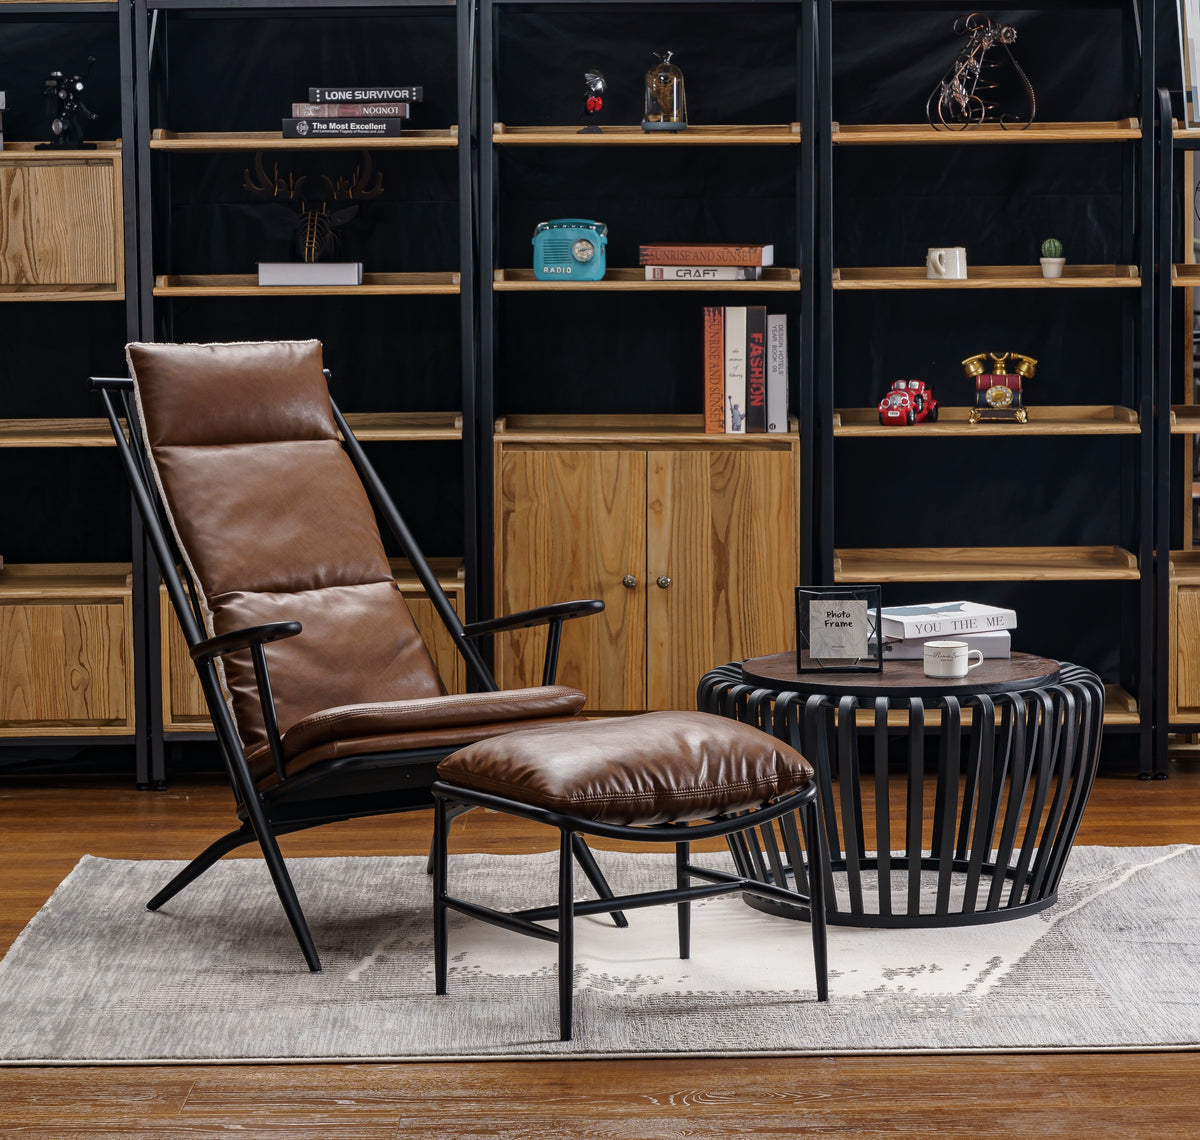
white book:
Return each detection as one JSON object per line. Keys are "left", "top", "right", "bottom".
{"left": 723, "top": 306, "right": 747, "bottom": 433}
{"left": 766, "top": 313, "right": 788, "bottom": 433}
{"left": 881, "top": 600, "right": 1017, "bottom": 640}
{"left": 643, "top": 265, "right": 763, "bottom": 281}
{"left": 881, "top": 630, "right": 1011, "bottom": 659}
{"left": 257, "top": 262, "right": 363, "bottom": 286}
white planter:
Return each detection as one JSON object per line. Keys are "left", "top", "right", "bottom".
{"left": 1040, "top": 257, "right": 1065, "bottom": 279}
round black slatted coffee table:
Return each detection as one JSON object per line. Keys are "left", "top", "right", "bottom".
{"left": 697, "top": 653, "right": 1105, "bottom": 927}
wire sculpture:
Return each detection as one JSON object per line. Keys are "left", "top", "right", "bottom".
{"left": 926, "top": 13, "right": 1036, "bottom": 131}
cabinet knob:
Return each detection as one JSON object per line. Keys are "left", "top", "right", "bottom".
{"left": 656, "top": 575, "right": 672, "bottom": 589}
{"left": 622, "top": 574, "right": 637, "bottom": 589}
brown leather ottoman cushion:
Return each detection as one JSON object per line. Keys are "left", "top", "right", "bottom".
{"left": 437, "top": 711, "right": 814, "bottom": 826}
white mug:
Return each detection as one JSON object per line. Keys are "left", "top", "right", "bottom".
{"left": 926, "top": 246, "right": 967, "bottom": 280}
{"left": 923, "top": 640, "right": 984, "bottom": 679}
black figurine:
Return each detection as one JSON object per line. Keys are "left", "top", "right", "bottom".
{"left": 36, "top": 58, "right": 98, "bottom": 150}
{"left": 579, "top": 69, "right": 607, "bottom": 134}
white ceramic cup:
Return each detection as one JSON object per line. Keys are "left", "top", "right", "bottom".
{"left": 926, "top": 246, "right": 968, "bottom": 280}
{"left": 923, "top": 639, "right": 984, "bottom": 678}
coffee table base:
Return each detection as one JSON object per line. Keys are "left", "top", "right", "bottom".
{"left": 700, "top": 660, "right": 1105, "bottom": 928}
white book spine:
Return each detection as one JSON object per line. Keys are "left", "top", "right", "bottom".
{"left": 723, "top": 307, "right": 747, "bottom": 433}
{"left": 766, "top": 313, "right": 788, "bottom": 433}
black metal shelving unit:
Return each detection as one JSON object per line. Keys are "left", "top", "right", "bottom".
{"left": 128, "top": 0, "right": 478, "bottom": 784}
{"left": 815, "top": 0, "right": 1157, "bottom": 772}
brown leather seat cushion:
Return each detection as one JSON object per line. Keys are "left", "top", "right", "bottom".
{"left": 437, "top": 711, "right": 814, "bottom": 827}
{"left": 247, "top": 686, "right": 589, "bottom": 786}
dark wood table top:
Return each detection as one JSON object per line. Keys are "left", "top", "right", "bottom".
{"left": 740, "top": 651, "right": 1062, "bottom": 700}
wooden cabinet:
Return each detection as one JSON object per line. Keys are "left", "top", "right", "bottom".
{"left": 1168, "top": 554, "right": 1200, "bottom": 723}
{"left": 494, "top": 418, "right": 800, "bottom": 712}
{"left": 159, "top": 559, "right": 467, "bottom": 732}
{"left": 0, "top": 564, "right": 133, "bottom": 735}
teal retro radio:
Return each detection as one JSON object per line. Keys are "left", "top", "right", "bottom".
{"left": 532, "top": 218, "right": 607, "bottom": 280}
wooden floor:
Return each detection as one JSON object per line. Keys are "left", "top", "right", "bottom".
{"left": 1, "top": 762, "right": 1198, "bottom": 1138}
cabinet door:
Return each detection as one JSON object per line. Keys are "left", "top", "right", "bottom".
{"left": 646, "top": 449, "right": 798, "bottom": 711}
{"left": 496, "top": 448, "right": 646, "bottom": 708}
{"left": 1172, "top": 583, "right": 1200, "bottom": 721}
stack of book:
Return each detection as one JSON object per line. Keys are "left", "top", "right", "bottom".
{"left": 702, "top": 305, "right": 789, "bottom": 433}
{"left": 639, "top": 241, "right": 772, "bottom": 282}
{"left": 281, "top": 85, "right": 422, "bottom": 139}
{"left": 879, "top": 600, "right": 1016, "bottom": 659}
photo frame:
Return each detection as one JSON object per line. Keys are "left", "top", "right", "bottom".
{"left": 794, "top": 585, "right": 883, "bottom": 674}
{"left": 1179, "top": 1, "right": 1200, "bottom": 127}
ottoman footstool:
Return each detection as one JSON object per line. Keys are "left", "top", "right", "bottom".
{"left": 432, "top": 710, "right": 829, "bottom": 1041}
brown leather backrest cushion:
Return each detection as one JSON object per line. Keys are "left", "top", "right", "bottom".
{"left": 127, "top": 339, "right": 445, "bottom": 755}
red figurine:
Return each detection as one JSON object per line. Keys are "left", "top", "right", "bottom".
{"left": 579, "top": 70, "right": 607, "bottom": 134}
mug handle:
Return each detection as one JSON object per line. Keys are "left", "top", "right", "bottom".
{"left": 930, "top": 249, "right": 946, "bottom": 277}
{"left": 965, "top": 650, "right": 985, "bottom": 671}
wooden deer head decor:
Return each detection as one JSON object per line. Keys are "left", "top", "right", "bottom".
{"left": 243, "top": 150, "right": 384, "bottom": 263}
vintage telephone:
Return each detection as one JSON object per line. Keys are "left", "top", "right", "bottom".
{"left": 963, "top": 351, "right": 1037, "bottom": 423}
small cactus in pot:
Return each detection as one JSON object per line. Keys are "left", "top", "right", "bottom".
{"left": 1040, "top": 237, "right": 1065, "bottom": 278}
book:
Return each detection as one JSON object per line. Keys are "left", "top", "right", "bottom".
{"left": 644, "top": 265, "right": 763, "bottom": 281}
{"left": 744, "top": 306, "right": 767, "bottom": 432}
{"left": 880, "top": 600, "right": 1017, "bottom": 640}
{"left": 257, "top": 261, "right": 363, "bottom": 286}
{"left": 308, "top": 86, "right": 423, "bottom": 103}
{"left": 766, "top": 313, "right": 788, "bottom": 433}
{"left": 638, "top": 243, "right": 775, "bottom": 267}
{"left": 291, "top": 102, "right": 410, "bottom": 119}
{"left": 281, "top": 118, "right": 405, "bottom": 139}
{"left": 881, "top": 630, "right": 1011, "bottom": 659}
{"left": 702, "top": 306, "right": 725, "bottom": 434}
{"left": 723, "top": 306, "right": 747, "bottom": 433}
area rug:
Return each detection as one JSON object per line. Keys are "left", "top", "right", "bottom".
{"left": 1, "top": 845, "right": 1198, "bottom": 1064}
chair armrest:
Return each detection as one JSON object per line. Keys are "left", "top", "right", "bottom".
{"left": 463, "top": 599, "right": 604, "bottom": 639}
{"left": 190, "top": 620, "right": 303, "bottom": 664}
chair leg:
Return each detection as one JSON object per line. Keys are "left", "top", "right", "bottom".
{"left": 571, "top": 834, "right": 629, "bottom": 928}
{"left": 146, "top": 823, "right": 258, "bottom": 910}
{"left": 558, "top": 827, "right": 576, "bottom": 1041}
{"left": 676, "top": 838, "right": 691, "bottom": 960}
{"left": 801, "top": 796, "right": 829, "bottom": 1002}
{"left": 434, "top": 796, "right": 449, "bottom": 996}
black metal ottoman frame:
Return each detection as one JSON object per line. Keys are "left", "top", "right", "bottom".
{"left": 432, "top": 780, "right": 829, "bottom": 1041}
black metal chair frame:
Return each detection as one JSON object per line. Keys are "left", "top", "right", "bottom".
{"left": 92, "top": 374, "right": 612, "bottom": 973}
{"left": 432, "top": 778, "right": 830, "bottom": 1041}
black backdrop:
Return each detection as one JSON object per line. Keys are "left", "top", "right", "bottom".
{"left": 0, "top": 3, "right": 1187, "bottom": 694}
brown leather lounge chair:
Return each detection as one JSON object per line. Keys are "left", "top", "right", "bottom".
{"left": 93, "top": 339, "right": 616, "bottom": 972}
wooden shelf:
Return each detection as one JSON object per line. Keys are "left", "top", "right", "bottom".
{"left": 0, "top": 419, "right": 117, "bottom": 447}
{"left": 0, "top": 562, "right": 131, "bottom": 600}
{"left": 153, "top": 272, "right": 460, "bottom": 296}
{"left": 492, "top": 123, "right": 802, "bottom": 145}
{"left": 833, "top": 405, "right": 1140, "bottom": 437}
{"left": 1171, "top": 265, "right": 1200, "bottom": 287}
{"left": 493, "top": 267, "right": 800, "bottom": 292}
{"left": 833, "top": 546, "right": 1140, "bottom": 582}
{"left": 494, "top": 413, "right": 799, "bottom": 446}
{"left": 0, "top": 140, "right": 121, "bottom": 157}
{"left": 388, "top": 556, "right": 465, "bottom": 590}
{"left": 0, "top": 284, "right": 123, "bottom": 302}
{"left": 149, "top": 128, "right": 457, "bottom": 150}
{"left": 1171, "top": 405, "right": 1200, "bottom": 433}
{"left": 833, "top": 265, "right": 1138, "bottom": 290}
{"left": 1169, "top": 551, "right": 1200, "bottom": 582}
{"left": 844, "top": 685, "right": 1139, "bottom": 728}
{"left": 342, "top": 412, "right": 462, "bottom": 441}
{"left": 832, "top": 120, "right": 1140, "bottom": 145}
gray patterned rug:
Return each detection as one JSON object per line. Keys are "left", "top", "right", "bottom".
{"left": 1, "top": 846, "right": 1198, "bottom": 1064}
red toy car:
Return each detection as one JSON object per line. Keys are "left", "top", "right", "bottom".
{"left": 878, "top": 379, "right": 939, "bottom": 426}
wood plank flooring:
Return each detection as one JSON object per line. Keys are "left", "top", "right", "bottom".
{"left": 0, "top": 764, "right": 1198, "bottom": 1138}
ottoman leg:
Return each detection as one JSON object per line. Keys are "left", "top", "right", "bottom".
{"left": 676, "top": 838, "right": 691, "bottom": 960}
{"left": 558, "top": 827, "right": 576, "bottom": 1041}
